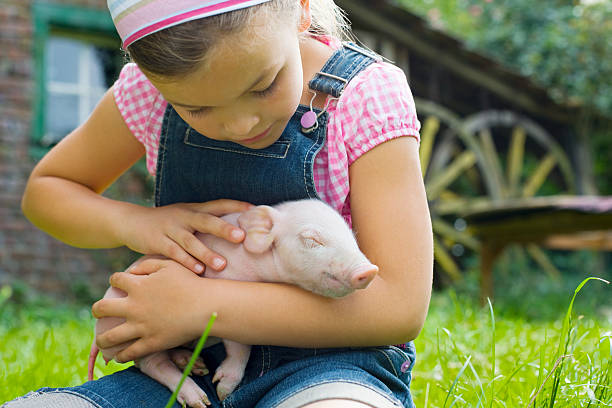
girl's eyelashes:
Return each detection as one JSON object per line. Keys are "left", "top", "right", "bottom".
{"left": 184, "top": 70, "right": 281, "bottom": 117}
{"left": 253, "top": 76, "right": 279, "bottom": 98}
{"left": 186, "top": 107, "right": 210, "bottom": 117}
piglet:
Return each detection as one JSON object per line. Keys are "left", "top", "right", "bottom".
{"left": 88, "top": 199, "right": 378, "bottom": 407}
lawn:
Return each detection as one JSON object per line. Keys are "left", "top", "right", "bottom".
{"left": 1, "top": 260, "right": 610, "bottom": 407}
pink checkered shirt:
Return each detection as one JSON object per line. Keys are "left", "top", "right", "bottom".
{"left": 113, "top": 60, "right": 420, "bottom": 226}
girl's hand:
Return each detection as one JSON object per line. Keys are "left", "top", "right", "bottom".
{"left": 118, "top": 199, "right": 253, "bottom": 274}
{"left": 92, "top": 260, "right": 209, "bottom": 362}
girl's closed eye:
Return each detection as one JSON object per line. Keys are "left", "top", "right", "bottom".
{"left": 187, "top": 106, "right": 210, "bottom": 118}
{"left": 186, "top": 72, "right": 281, "bottom": 117}
{"left": 253, "top": 75, "right": 279, "bottom": 98}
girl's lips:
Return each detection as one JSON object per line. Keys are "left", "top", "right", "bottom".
{"left": 241, "top": 126, "right": 272, "bottom": 144}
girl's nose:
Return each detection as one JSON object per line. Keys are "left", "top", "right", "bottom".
{"left": 223, "top": 114, "right": 260, "bottom": 137}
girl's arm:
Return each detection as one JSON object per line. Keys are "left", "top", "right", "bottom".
{"left": 94, "top": 136, "right": 433, "bottom": 362}
{"left": 22, "top": 88, "right": 251, "bottom": 273}
{"left": 22, "top": 88, "right": 146, "bottom": 247}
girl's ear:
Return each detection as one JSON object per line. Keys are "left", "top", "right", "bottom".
{"left": 298, "top": 0, "right": 312, "bottom": 33}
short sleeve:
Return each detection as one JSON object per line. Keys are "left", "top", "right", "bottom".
{"left": 336, "top": 62, "right": 421, "bottom": 165}
{"left": 112, "top": 63, "right": 167, "bottom": 175}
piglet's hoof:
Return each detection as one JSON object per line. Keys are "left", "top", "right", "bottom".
{"left": 177, "top": 376, "right": 211, "bottom": 407}
{"left": 169, "top": 348, "right": 209, "bottom": 376}
{"left": 212, "top": 365, "right": 242, "bottom": 401}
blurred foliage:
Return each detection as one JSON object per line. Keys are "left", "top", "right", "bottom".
{"left": 592, "top": 127, "right": 612, "bottom": 194}
{"left": 395, "top": 0, "right": 612, "bottom": 193}
{"left": 395, "top": 0, "right": 612, "bottom": 114}
{"left": 453, "top": 248, "right": 612, "bottom": 321}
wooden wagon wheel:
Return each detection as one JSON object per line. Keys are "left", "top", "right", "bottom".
{"left": 458, "top": 110, "right": 576, "bottom": 278}
{"left": 415, "top": 98, "right": 577, "bottom": 281}
{"left": 461, "top": 110, "right": 575, "bottom": 199}
{"left": 414, "top": 98, "right": 483, "bottom": 282}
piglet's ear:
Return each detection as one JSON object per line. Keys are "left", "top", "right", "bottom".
{"left": 238, "top": 206, "right": 278, "bottom": 254}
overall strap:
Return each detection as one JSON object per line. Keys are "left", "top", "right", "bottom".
{"left": 308, "top": 42, "right": 382, "bottom": 98}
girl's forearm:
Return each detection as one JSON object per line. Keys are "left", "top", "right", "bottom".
{"left": 196, "top": 274, "right": 426, "bottom": 348}
{"left": 21, "top": 87, "right": 149, "bottom": 250}
{"left": 21, "top": 175, "right": 139, "bottom": 248}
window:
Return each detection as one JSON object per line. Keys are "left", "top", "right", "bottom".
{"left": 32, "top": 3, "right": 122, "bottom": 155}
{"left": 42, "top": 35, "right": 121, "bottom": 146}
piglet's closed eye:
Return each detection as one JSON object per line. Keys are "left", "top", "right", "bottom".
{"left": 299, "top": 229, "right": 324, "bottom": 248}
{"left": 238, "top": 205, "right": 277, "bottom": 254}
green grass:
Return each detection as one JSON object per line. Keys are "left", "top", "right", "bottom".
{"left": 411, "top": 278, "right": 611, "bottom": 407}
{"left": 0, "top": 291, "right": 132, "bottom": 397}
{"left": 1, "top": 271, "right": 610, "bottom": 407}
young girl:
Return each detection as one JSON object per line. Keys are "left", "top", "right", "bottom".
{"left": 10, "top": 0, "right": 432, "bottom": 407}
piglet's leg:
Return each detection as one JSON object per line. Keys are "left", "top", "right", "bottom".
{"left": 212, "top": 340, "right": 251, "bottom": 401}
{"left": 136, "top": 351, "right": 210, "bottom": 408}
{"left": 168, "top": 348, "right": 209, "bottom": 376}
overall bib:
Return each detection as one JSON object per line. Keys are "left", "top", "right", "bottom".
{"left": 13, "top": 43, "right": 416, "bottom": 408}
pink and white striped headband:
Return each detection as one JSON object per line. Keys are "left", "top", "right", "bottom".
{"left": 108, "top": 0, "right": 273, "bottom": 48}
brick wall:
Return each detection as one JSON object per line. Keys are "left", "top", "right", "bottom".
{"left": 0, "top": 0, "right": 142, "bottom": 300}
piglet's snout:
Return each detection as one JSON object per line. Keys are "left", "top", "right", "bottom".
{"left": 349, "top": 263, "right": 378, "bottom": 289}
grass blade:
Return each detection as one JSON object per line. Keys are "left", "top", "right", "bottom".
{"left": 527, "top": 354, "right": 573, "bottom": 408}
{"left": 467, "top": 360, "right": 486, "bottom": 407}
{"left": 549, "top": 277, "right": 609, "bottom": 406}
{"left": 487, "top": 297, "right": 495, "bottom": 408}
{"left": 556, "top": 278, "right": 609, "bottom": 361}
{"left": 164, "top": 313, "right": 217, "bottom": 408}
{"left": 527, "top": 277, "right": 609, "bottom": 408}
{"left": 444, "top": 355, "right": 472, "bottom": 408}
{"left": 532, "top": 332, "right": 547, "bottom": 407}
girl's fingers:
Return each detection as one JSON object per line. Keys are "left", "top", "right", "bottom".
{"left": 192, "top": 213, "right": 246, "bottom": 244}
{"left": 177, "top": 231, "right": 224, "bottom": 272}
{"left": 108, "top": 271, "right": 139, "bottom": 292}
{"left": 126, "top": 256, "right": 168, "bottom": 275}
{"left": 161, "top": 238, "right": 206, "bottom": 274}
{"left": 114, "top": 338, "right": 157, "bottom": 363}
{"left": 195, "top": 199, "right": 254, "bottom": 217}
{"left": 96, "top": 323, "right": 142, "bottom": 352}
{"left": 91, "top": 295, "right": 129, "bottom": 319}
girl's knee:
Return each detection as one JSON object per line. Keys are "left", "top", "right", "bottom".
{"left": 301, "top": 400, "right": 374, "bottom": 408}
{"left": 2, "top": 391, "right": 96, "bottom": 408}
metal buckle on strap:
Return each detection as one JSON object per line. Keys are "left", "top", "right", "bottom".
{"left": 315, "top": 71, "right": 349, "bottom": 97}
{"left": 343, "top": 42, "right": 383, "bottom": 62}
{"left": 315, "top": 71, "right": 349, "bottom": 85}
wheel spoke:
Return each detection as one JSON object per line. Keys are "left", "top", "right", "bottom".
{"left": 433, "top": 236, "right": 462, "bottom": 282}
{"left": 419, "top": 116, "right": 440, "bottom": 178}
{"left": 432, "top": 217, "right": 480, "bottom": 251}
{"left": 478, "top": 128, "right": 506, "bottom": 199}
{"left": 426, "top": 150, "right": 477, "bottom": 200}
{"left": 522, "top": 153, "right": 557, "bottom": 197}
{"left": 507, "top": 126, "right": 526, "bottom": 197}
{"left": 525, "top": 244, "right": 561, "bottom": 279}
{"left": 432, "top": 197, "right": 492, "bottom": 216}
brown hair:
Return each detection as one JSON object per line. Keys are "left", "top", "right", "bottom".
{"left": 126, "top": 0, "right": 352, "bottom": 80}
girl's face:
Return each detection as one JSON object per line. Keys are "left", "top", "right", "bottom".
{"left": 150, "top": 10, "right": 308, "bottom": 149}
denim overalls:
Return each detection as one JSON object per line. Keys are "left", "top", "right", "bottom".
{"left": 154, "top": 44, "right": 373, "bottom": 206}
{"left": 17, "top": 43, "right": 416, "bottom": 408}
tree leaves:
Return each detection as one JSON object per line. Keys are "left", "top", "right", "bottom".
{"left": 396, "top": 0, "right": 612, "bottom": 116}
